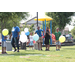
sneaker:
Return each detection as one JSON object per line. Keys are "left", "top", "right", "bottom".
{"left": 45, "top": 49, "right": 48, "bottom": 51}
{"left": 41, "top": 49, "right": 43, "bottom": 51}
{"left": 14, "top": 49, "right": 17, "bottom": 52}
{"left": 46, "top": 49, "right": 50, "bottom": 51}
{"left": 4, "top": 52, "right": 7, "bottom": 54}
{"left": 45, "top": 49, "right": 50, "bottom": 51}
{"left": 56, "top": 49, "right": 58, "bottom": 51}
{"left": 38, "top": 49, "right": 40, "bottom": 50}
{"left": 58, "top": 49, "right": 60, "bottom": 51}
{"left": 17, "top": 50, "right": 19, "bottom": 52}
{"left": 1, "top": 52, "right": 7, "bottom": 54}
{"left": 1, "top": 52, "right": 5, "bottom": 54}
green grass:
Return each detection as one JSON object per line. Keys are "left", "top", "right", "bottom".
{"left": 0, "top": 46, "right": 75, "bottom": 62}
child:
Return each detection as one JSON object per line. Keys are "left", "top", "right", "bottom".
{"left": 2, "top": 35, "right": 7, "bottom": 54}
{"left": 55, "top": 28, "right": 61, "bottom": 51}
{"left": 44, "top": 27, "right": 51, "bottom": 51}
{"left": 35, "top": 26, "right": 43, "bottom": 50}
{"left": 29, "top": 32, "right": 34, "bottom": 50}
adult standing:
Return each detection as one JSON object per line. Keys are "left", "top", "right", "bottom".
{"left": 10, "top": 22, "right": 20, "bottom": 52}
{"left": 44, "top": 27, "right": 51, "bottom": 51}
{"left": 35, "top": 26, "right": 43, "bottom": 50}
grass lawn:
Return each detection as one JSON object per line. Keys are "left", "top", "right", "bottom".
{"left": 0, "top": 46, "right": 75, "bottom": 62}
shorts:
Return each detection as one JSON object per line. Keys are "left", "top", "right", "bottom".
{"left": 56, "top": 41, "right": 61, "bottom": 45}
{"left": 29, "top": 41, "right": 33, "bottom": 46}
{"left": 36, "top": 37, "right": 43, "bottom": 43}
{"left": 45, "top": 38, "right": 49, "bottom": 45}
{"left": 2, "top": 41, "right": 6, "bottom": 47}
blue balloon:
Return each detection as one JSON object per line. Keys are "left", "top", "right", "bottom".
{"left": 25, "top": 32, "right": 30, "bottom": 35}
{"left": 33, "top": 34, "right": 39, "bottom": 41}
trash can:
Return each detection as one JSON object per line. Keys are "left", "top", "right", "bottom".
{"left": 20, "top": 42, "right": 26, "bottom": 50}
{"left": 34, "top": 43, "right": 41, "bottom": 50}
{"left": 6, "top": 40, "right": 12, "bottom": 51}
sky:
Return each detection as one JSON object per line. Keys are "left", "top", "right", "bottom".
{"left": 20, "top": 12, "right": 75, "bottom": 31}
{"left": 20, "top": 12, "right": 45, "bottom": 23}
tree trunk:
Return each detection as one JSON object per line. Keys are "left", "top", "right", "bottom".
{"left": 1, "top": 21, "right": 3, "bottom": 51}
{"left": 1, "top": 21, "right": 3, "bottom": 38}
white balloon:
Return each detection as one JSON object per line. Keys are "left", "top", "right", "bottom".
{"left": 21, "top": 31, "right": 25, "bottom": 35}
{"left": 24, "top": 28, "right": 28, "bottom": 33}
{"left": 20, "top": 34, "right": 27, "bottom": 43}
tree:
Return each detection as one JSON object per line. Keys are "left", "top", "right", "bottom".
{"left": 29, "top": 24, "right": 35, "bottom": 33}
{"left": 0, "top": 12, "right": 29, "bottom": 36}
{"left": 45, "top": 12, "right": 74, "bottom": 33}
{"left": 71, "top": 26, "right": 75, "bottom": 39}
{"left": 22, "top": 24, "right": 35, "bottom": 33}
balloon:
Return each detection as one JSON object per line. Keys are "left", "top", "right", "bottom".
{"left": 21, "top": 31, "right": 25, "bottom": 35}
{"left": 59, "top": 36, "right": 66, "bottom": 43}
{"left": 25, "top": 32, "right": 30, "bottom": 36}
{"left": 24, "top": 28, "right": 28, "bottom": 33}
{"left": 33, "top": 41, "right": 36, "bottom": 43}
{"left": 42, "top": 36, "right": 44, "bottom": 38}
{"left": 20, "top": 34, "right": 27, "bottom": 43}
{"left": 2, "top": 29, "right": 9, "bottom": 36}
{"left": 33, "top": 34, "right": 39, "bottom": 41}
{"left": 52, "top": 34, "right": 55, "bottom": 40}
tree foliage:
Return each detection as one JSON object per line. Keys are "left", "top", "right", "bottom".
{"left": 0, "top": 12, "right": 29, "bottom": 35}
{"left": 71, "top": 26, "right": 75, "bottom": 39}
{"left": 45, "top": 12, "right": 74, "bottom": 33}
{"left": 22, "top": 24, "right": 35, "bottom": 34}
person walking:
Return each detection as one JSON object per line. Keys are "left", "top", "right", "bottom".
{"left": 35, "top": 26, "right": 43, "bottom": 50}
{"left": 10, "top": 22, "right": 20, "bottom": 52}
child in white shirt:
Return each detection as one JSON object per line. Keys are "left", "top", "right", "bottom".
{"left": 29, "top": 32, "right": 34, "bottom": 50}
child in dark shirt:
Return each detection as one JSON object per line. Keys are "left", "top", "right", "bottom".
{"left": 44, "top": 27, "right": 51, "bottom": 51}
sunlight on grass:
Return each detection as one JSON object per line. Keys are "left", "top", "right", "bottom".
{"left": 0, "top": 46, "right": 75, "bottom": 62}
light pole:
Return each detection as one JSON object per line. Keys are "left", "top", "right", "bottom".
{"left": 37, "top": 12, "right": 38, "bottom": 27}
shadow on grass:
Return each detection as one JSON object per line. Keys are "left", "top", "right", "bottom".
{"left": 6, "top": 52, "right": 42, "bottom": 56}
{"left": 62, "top": 48, "right": 75, "bottom": 50}
{"left": 0, "top": 48, "right": 59, "bottom": 56}
{"left": 4, "top": 50, "right": 42, "bottom": 56}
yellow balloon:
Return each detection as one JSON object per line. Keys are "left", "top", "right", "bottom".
{"left": 59, "top": 36, "right": 66, "bottom": 43}
{"left": 2, "top": 29, "right": 9, "bottom": 36}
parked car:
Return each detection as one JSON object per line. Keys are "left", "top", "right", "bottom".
{"left": 73, "top": 39, "right": 75, "bottom": 42}
{"left": 63, "top": 34, "right": 73, "bottom": 43}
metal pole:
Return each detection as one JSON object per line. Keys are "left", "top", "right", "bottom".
{"left": 43, "top": 21, "right": 44, "bottom": 45}
{"left": 45, "top": 20, "right": 46, "bottom": 32}
{"left": 37, "top": 12, "right": 38, "bottom": 27}
{"left": 50, "top": 20, "right": 52, "bottom": 45}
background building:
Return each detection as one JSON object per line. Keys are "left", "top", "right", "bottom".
{"left": 20, "top": 16, "right": 42, "bottom": 31}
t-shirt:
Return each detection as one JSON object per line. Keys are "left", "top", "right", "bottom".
{"left": 35, "top": 29, "right": 43, "bottom": 37}
{"left": 55, "top": 31, "right": 61, "bottom": 40}
{"left": 45, "top": 30, "right": 50, "bottom": 39}
{"left": 2, "top": 35, "right": 6, "bottom": 42}
{"left": 12, "top": 26, "right": 20, "bottom": 37}
{"left": 29, "top": 35, "right": 33, "bottom": 41}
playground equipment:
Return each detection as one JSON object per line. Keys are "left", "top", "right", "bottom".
{"left": 34, "top": 15, "right": 53, "bottom": 45}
